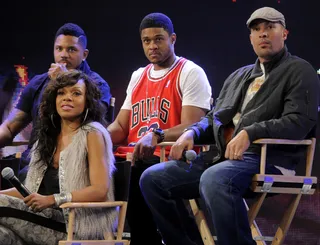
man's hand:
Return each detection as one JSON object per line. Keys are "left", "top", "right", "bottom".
{"left": 131, "top": 132, "right": 158, "bottom": 165}
{"left": 225, "top": 130, "right": 250, "bottom": 160}
{"left": 169, "top": 130, "right": 195, "bottom": 161}
{"left": 24, "top": 193, "right": 55, "bottom": 212}
{"left": 48, "top": 63, "right": 68, "bottom": 80}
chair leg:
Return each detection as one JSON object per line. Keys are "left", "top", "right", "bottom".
{"left": 67, "top": 209, "right": 75, "bottom": 241}
{"left": 116, "top": 203, "right": 128, "bottom": 240}
{"left": 247, "top": 193, "right": 267, "bottom": 226}
{"left": 189, "top": 199, "right": 215, "bottom": 245}
{"left": 244, "top": 199, "right": 267, "bottom": 245}
{"left": 251, "top": 220, "right": 267, "bottom": 245}
{"left": 271, "top": 194, "right": 302, "bottom": 245}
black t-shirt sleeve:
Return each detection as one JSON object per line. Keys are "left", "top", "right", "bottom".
{"left": 16, "top": 82, "right": 34, "bottom": 113}
{"left": 16, "top": 74, "right": 45, "bottom": 114}
{"left": 90, "top": 72, "right": 112, "bottom": 106}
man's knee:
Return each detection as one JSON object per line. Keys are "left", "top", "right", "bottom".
{"left": 139, "top": 163, "right": 169, "bottom": 195}
{"left": 199, "top": 165, "right": 235, "bottom": 210}
{"left": 139, "top": 166, "right": 156, "bottom": 191}
{"left": 199, "top": 164, "right": 230, "bottom": 195}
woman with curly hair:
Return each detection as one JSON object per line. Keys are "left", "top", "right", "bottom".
{"left": 0, "top": 70, "right": 117, "bottom": 245}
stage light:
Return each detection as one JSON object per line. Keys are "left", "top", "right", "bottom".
{"left": 14, "top": 65, "right": 29, "bottom": 86}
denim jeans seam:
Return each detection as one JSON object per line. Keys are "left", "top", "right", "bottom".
{"left": 227, "top": 161, "right": 257, "bottom": 186}
{"left": 230, "top": 183, "right": 243, "bottom": 244}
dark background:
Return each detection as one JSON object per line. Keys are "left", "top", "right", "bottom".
{"left": 0, "top": 1, "right": 319, "bottom": 243}
{"left": 0, "top": 0, "right": 319, "bottom": 114}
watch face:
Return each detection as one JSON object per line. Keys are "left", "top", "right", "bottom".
{"left": 153, "top": 128, "right": 164, "bottom": 142}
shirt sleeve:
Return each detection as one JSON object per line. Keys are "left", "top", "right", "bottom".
{"left": 121, "top": 68, "right": 145, "bottom": 110}
{"left": 16, "top": 75, "right": 41, "bottom": 114}
{"left": 90, "top": 72, "right": 112, "bottom": 107}
{"left": 179, "top": 61, "right": 212, "bottom": 110}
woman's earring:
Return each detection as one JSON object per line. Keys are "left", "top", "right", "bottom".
{"left": 82, "top": 108, "right": 89, "bottom": 124}
{"left": 50, "top": 114, "right": 56, "bottom": 128}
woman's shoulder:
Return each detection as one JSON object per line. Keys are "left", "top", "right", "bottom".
{"left": 81, "top": 122, "right": 109, "bottom": 137}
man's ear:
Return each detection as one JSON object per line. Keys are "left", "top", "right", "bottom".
{"left": 171, "top": 33, "right": 177, "bottom": 45}
{"left": 83, "top": 49, "right": 89, "bottom": 61}
{"left": 249, "top": 34, "right": 253, "bottom": 46}
{"left": 282, "top": 29, "right": 289, "bottom": 41}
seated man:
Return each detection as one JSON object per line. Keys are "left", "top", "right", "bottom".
{"left": 107, "top": 13, "right": 212, "bottom": 245}
{"left": 140, "top": 7, "right": 320, "bottom": 245}
{"left": 0, "top": 23, "right": 111, "bottom": 181}
{"left": 0, "top": 64, "right": 31, "bottom": 159}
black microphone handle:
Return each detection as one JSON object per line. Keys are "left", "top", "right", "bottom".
{"left": 8, "top": 176, "right": 31, "bottom": 197}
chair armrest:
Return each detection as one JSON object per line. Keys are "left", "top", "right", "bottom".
{"left": 157, "top": 142, "right": 212, "bottom": 162}
{"left": 157, "top": 142, "right": 175, "bottom": 161}
{"left": 158, "top": 142, "right": 175, "bottom": 147}
{"left": 253, "top": 138, "right": 316, "bottom": 176}
{"left": 158, "top": 142, "right": 211, "bottom": 147}
{"left": 10, "top": 140, "right": 29, "bottom": 146}
{"left": 60, "top": 201, "right": 125, "bottom": 209}
{"left": 253, "top": 138, "right": 312, "bottom": 145}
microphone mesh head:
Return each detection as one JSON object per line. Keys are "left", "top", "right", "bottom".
{"left": 185, "top": 150, "right": 197, "bottom": 161}
{"left": 1, "top": 167, "right": 14, "bottom": 180}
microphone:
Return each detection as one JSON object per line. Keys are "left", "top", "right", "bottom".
{"left": 182, "top": 150, "right": 197, "bottom": 162}
{"left": 1, "top": 167, "right": 31, "bottom": 197}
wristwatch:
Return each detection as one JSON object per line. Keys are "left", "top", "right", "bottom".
{"left": 152, "top": 128, "right": 165, "bottom": 143}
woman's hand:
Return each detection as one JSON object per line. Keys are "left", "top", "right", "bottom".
{"left": 24, "top": 193, "right": 55, "bottom": 212}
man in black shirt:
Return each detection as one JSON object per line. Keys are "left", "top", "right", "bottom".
{"left": 0, "top": 23, "right": 111, "bottom": 180}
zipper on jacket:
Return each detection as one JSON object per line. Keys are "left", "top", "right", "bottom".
{"left": 305, "top": 90, "right": 309, "bottom": 116}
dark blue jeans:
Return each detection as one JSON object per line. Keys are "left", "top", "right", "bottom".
{"left": 139, "top": 153, "right": 282, "bottom": 245}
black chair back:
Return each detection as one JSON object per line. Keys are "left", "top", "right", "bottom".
{"left": 113, "top": 160, "right": 131, "bottom": 202}
{"left": 106, "top": 97, "right": 115, "bottom": 124}
{"left": 0, "top": 157, "right": 21, "bottom": 190}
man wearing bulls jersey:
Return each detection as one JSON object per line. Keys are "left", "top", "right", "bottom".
{"left": 107, "top": 13, "right": 212, "bottom": 245}
{"left": 140, "top": 7, "right": 320, "bottom": 245}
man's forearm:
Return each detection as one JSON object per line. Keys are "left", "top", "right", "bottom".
{"left": 0, "top": 124, "right": 14, "bottom": 148}
{"left": 107, "top": 123, "right": 128, "bottom": 145}
{"left": 187, "top": 112, "right": 215, "bottom": 143}
{"left": 0, "top": 109, "right": 31, "bottom": 148}
{"left": 163, "top": 123, "right": 196, "bottom": 142}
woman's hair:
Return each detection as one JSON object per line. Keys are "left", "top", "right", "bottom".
{"left": 33, "top": 70, "right": 107, "bottom": 165}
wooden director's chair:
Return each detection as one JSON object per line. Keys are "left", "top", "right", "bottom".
{"left": 59, "top": 159, "right": 131, "bottom": 245}
{"left": 158, "top": 137, "right": 317, "bottom": 245}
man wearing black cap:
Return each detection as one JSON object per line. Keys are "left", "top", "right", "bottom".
{"left": 107, "top": 12, "right": 212, "bottom": 245}
{"left": 140, "top": 7, "right": 320, "bottom": 245}
{"left": 0, "top": 23, "right": 111, "bottom": 180}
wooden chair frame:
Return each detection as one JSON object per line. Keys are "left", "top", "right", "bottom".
{"left": 58, "top": 201, "right": 129, "bottom": 245}
{"left": 158, "top": 137, "right": 317, "bottom": 245}
{"left": 59, "top": 160, "right": 131, "bottom": 245}
{"left": 247, "top": 138, "right": 317, "bottom": 245}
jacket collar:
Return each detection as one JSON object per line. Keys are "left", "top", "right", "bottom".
{"left": 250, "top": 45, "right": 289, "bottom": 79}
